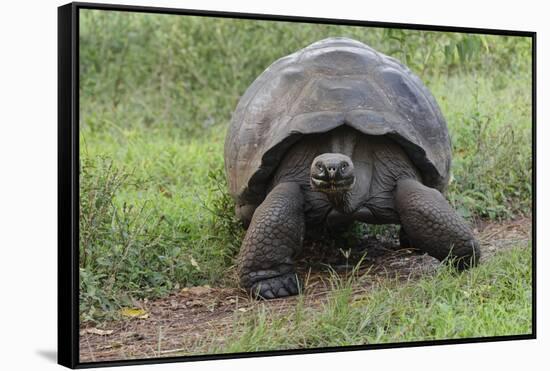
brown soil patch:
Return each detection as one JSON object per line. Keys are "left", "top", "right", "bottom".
{"left": 79, "top": 216, "right": 532, "bottom": 363}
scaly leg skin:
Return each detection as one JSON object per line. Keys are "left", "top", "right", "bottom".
{"left": 237, "top": 182, "right": 305, "bottom": 299}
{"left": 395, "top": 178, "right": 480, "bottom": 270}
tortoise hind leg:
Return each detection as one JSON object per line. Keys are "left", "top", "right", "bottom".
{"left": 394, "top": 178, "right": 480, "bottom": 270}
{"left": 238, "top": 182, "right": 305, "bottom": 299}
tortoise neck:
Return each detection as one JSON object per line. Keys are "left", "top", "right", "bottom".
{"left": 326, "top": 190, "right": 355, "bottom": 214}
{"left": 330, "top": 126, "right": 357, "bottom": 156}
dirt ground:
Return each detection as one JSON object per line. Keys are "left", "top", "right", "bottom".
{"left": 79, "top": 216, "right": 532, "bottom": 363}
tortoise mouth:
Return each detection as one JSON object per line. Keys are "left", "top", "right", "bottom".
{"left": 310, "top": 175, "right": 356, "bottom": 193}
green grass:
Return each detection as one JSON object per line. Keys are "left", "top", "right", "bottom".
{"left": 205, "top": 245, "right": 531, "bottom": 353}
{"left": 78, "top": 9, "right": 533, "bottom": 327}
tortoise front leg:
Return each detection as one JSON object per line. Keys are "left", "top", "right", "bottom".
{"left": 237, "top": 182, "right": 305, "bottom": 299}
{"left": 394, "top": 178, "right": 480, "bottom": 270}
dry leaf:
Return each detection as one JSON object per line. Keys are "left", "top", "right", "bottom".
{"left": 237, "top": 307, "right": 248, "bottom": 313}
{"left": 190, "top": 256, "right": 201, "bottom": 271}
{"left": 181, "top": 285, "right": 212, "bottom": 296}
{"left": 120, "top": 308, "right": 149, "bottom": 319}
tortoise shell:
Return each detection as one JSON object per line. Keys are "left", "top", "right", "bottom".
{"left": 224, "top": 37, "right": 452, "bottom": 207}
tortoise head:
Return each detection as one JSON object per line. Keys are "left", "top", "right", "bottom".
{"left": 310, "top": 153, "right": 356, "bottom": 194}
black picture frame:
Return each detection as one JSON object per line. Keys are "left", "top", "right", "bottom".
{"left": 58, "top": 2, "right": 537, "bottom": 368}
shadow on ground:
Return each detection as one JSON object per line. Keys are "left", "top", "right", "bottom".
{"left": 36, "top": 350, "right": 57, "bottom": 363}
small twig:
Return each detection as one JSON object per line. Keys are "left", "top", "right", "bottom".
{"left": 157, "top": 326, "right": 163, "bottom": 355}
{"left": 159, "top": 347, "right": 188, "bottom": 355}
{"left": 84, "top": 334, "right": 97, "bottom": 363}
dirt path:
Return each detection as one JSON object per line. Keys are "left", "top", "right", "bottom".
{"left": 79, "top": 217, "right": 532, "bottom": 363}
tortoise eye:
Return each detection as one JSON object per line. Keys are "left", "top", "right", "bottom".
{"left": 341, "top": 163, "right": 347, "bottom": 170}
{"left": 316, "top": 163, "right": 323, "bottom": 170}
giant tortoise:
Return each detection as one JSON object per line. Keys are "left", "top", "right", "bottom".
{"left": 224, "top": 37, "right": 480, "bottom": 299}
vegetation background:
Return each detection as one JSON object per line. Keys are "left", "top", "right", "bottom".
{"left": 78, "top": 9, "right": 532, "bottom": 348}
